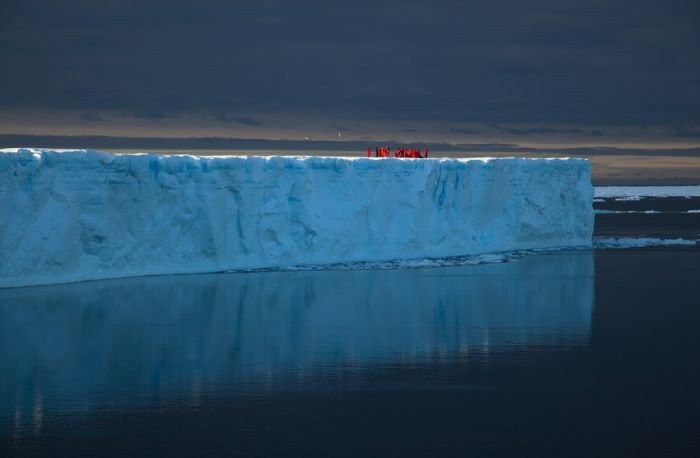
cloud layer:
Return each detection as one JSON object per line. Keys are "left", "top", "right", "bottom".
{"left": 1, "top": 0, "right": 698, "bottom": 129}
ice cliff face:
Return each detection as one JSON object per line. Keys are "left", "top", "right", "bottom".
{"left": 0, "top": 149, "right": 593, "bottom": 287}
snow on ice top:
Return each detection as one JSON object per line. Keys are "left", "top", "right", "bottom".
{"left": 0, "top": 148, "right": 594, "bottom": 288}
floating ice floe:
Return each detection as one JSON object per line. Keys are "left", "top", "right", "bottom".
{"left": 594, "top": 209, "right": 661, "bottom": 214}
{"left": 595, "top": 185, "right": 700, "bottom": 199}
{"left": 594, "top": 209, "right": 700, "bottom": 214}
{"left": 594, "top": 237, "right": 697, "bottom": 249}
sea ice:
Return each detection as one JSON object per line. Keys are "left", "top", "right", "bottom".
{"left": 595, "top": 185, "right": 700, "bottom": 199}
{"left": 594, "top": 237, "right": 697, "bottom": 248}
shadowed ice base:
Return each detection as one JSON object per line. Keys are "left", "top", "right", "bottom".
{"left": 0, "top": 251, "right": 593, "bottom": 433}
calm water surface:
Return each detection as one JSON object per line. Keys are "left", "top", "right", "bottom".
{"left": 1, "top": 198, "right": 699, "bottom": 456}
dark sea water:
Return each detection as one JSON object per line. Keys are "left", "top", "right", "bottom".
{"left": 1, "top": 194, "right": 699, "bottom": 457}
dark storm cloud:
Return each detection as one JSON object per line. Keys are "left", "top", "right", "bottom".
{"left": 330, "top": 122, "right": 352, "bottom": 132}
{"left": 450, "top": 127, "right": 481, "bottom": 135}
{"left": 505, "top": 126, "right": 584, "bottom": 135}
{"left": 1, "top": 0, "right": 698, "bottom": 126}
{"left": 673, "top": 125, "right": 700, "bottom": 138}
{"left": 132, "top": 110, "right": 171, "bottom": 120}
{"left": 80, "top": 113, "right": 103, "bottom": 122}
{"left": 214, "top": 113, "right": 262, "bottom": 126}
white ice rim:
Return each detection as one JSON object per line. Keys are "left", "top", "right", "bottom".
{"left": 594, "top": 185, "right": 700, "bottom": 199}
{"left": 227, "top": 238, "right": 697, "bottom": 274}
{"left": 594, "top": 209, "right": 700, "bottom": 214}
{"left": 593, "top": 237, "right": 698, "bottom": 249}
{"left": 2, "top": 239, "right": 694, "bottom": 289}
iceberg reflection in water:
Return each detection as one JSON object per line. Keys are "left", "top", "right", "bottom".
{"left": 0, "top": 251, "right": 593, "bottom": 429}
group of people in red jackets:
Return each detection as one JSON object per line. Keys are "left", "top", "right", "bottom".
{"left": 367, "top": 147, "right": 429, "bottom": 158}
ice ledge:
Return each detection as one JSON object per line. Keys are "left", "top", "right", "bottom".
{"left": 0, "top": 149, "right": 593, "bottom": 287}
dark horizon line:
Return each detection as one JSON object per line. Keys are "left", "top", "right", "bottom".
{"left": 2, "top": 133, "right": 700, "bottom": 157}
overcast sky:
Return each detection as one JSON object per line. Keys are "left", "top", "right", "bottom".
{"left": 1, "top": 0, "right": 698, "bottom": 145}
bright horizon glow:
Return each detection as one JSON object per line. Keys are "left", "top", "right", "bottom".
{"left": 1, "top": 109, "right": 699, "bottom": 150}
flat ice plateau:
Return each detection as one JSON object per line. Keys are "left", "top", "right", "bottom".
{"left": 0, "top": 148, "right": 593, "bottom": 287}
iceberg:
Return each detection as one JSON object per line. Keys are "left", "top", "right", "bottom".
{"left": 0, "top": 148, "right": 593, "bottom": 287}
